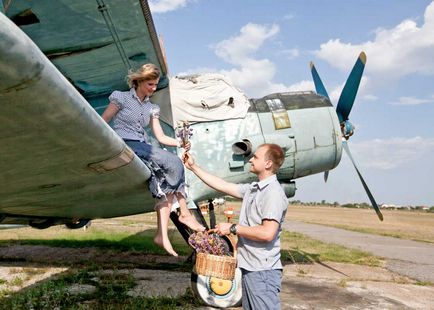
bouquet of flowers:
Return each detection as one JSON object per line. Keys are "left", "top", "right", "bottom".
{"left": 175, "top": 121, "right": 193, "bottom": 147}
{"left": 188, "top": 231, "right": 231, "bottom": 256}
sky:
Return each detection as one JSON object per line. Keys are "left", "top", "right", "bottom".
{"left": 149, "top": 0, "right": 434, "bottom": 207}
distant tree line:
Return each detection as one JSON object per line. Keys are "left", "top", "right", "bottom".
{"left": 223, "top": 197, "right": 434, "bottom": 211}
{"left": 289, "top": 200, "right": 434, "bottom": 212}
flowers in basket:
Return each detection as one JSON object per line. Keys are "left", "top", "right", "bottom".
{"left": 188, "top": 231, "right": 232, "bottom": 256}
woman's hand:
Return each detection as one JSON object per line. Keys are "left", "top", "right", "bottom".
{"left": 182, "top": 141, "right": 191, "bottom": 152}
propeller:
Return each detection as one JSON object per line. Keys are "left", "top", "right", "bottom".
{"left": 310, "top": 52, "right": 383, "bottom": 221}
{"left": 310, "top": 62, "right": 331, "bottom": 182}
{"left": 342, "top": 141, "right": 383, "bottom": 221}
{"left": 336, "top": 52, "right": 366, "bottom": 123}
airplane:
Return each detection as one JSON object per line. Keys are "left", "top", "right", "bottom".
{"left": 0, "top": 0, "right": 383, "bottom": 307}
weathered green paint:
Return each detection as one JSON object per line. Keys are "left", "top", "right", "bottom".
{"left": 0, "top": 9, "right": 155, "bottom": 222}
{"left": 3, "top": 0, "right": 168, "bottom": 110}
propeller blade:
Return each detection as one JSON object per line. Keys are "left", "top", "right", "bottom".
{"left": 342, "top": 140, "right": 383, "bottom": 221}
{"left": 324, "top": 170, "right": 329, "bottom": 182}
{"left": 336, "top": 52, "right": 366, "bottom": 122}
{"left": 310, "top": 62, "right": 330, "bottom": 99}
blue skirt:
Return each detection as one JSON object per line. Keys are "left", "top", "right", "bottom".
{"left": 124, "top": 140, "right": 186, "bottom": 199}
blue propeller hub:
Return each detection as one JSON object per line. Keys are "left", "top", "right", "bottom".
{"left": 341, "top": 120, "right": 355, "bottom": 140}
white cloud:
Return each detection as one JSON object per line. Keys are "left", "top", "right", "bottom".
{"left": 314, "top": 1, "right": 434, "bottom": 79}
{"left": 253, "top": 80, "right": 314, "bottom": 97}
{"left": 363, "top": 94, "right": 378, "bottom": 101}
{"left": 212, "top": 23, "right": 310, "bottom": 97}
{"left": 391, "top": 96, "right": 434, "bottom": 105}
{"left": 149, "top": 0, "right": 191, "bottom": 13}
{"left": 280, "top": 48, "right": 300, "bottom": 60}
{"left": 351, "top": 136, "right": 434, "bottom": 170}
{"left": 214, "top": 23, "right": 279, "bottom": 65}
{"left": 219, "top": 59, "right": 277, "bottom": 94}
{"left": 175, "top": 66, "right": 218, "bottom": 77}
{"left": 287, "top": 80, "right": 315, "bottom": 92}
{"left": 211, "top": 23, "right": 287, "bottom": 97}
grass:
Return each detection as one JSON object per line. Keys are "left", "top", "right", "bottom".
{"left": 0, "top": 226, "right": 191, "bottom": 256}
{"left": 280, "top": 231, "right": 382, "bottom": 266}
{"left": 9, "top": 277, "right": 24, "bottom": 287}
{"left": 0, "top": 267, "right": 201, "bottom": 310}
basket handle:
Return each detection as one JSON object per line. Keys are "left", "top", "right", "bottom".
{"left": 227, "top": 234, "right": 237, "bottom": 257}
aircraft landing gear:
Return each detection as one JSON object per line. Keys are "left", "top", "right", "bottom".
{"left": 28, "top": 218, "right": 54, "bottom": 229}
{"left": 190, "top": 267, "right": 242, "bottom": 308}
{"left": 65, "top": 219, "right": 90, "bottom": 229}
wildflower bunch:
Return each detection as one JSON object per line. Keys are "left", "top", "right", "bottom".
{"left": 188, "top": 231, "right": 231, "bottom": 256}
{"left": 175, "top": 121, "right": 193, "bottom": 146}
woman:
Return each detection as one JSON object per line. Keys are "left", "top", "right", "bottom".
{"left": 102, "top": 63, "right": 204, "bottom": 256}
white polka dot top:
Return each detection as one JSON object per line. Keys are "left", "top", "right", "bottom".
{"left": 109, "top": 88, "right": 160, "bottom": 142}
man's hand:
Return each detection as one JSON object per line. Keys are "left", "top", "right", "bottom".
{"left": 182, "top": 152, "right": 243, "bottom": 199}
{"left": 183, "top": 152, "right": 195, "bottom": 168}
{"left": 214, "top": 222, "right": 233, "bottom": 235}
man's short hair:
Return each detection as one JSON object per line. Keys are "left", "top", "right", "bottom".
{"left": 261, "top": 143, "right": 285, "bottom": 173}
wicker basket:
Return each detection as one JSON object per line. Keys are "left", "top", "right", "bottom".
{"left": 195, "top": 234, "right": 237, "bottom": 280}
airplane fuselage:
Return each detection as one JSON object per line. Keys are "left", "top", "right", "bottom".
{"left": 185, "top": 91, "right": 343, "bottom": 202}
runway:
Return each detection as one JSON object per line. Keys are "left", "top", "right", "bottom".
{"left": 284, "top": 220, "right": 434, "bottom": 283}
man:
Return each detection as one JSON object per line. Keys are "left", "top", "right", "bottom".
{"left": 184, "top": 143, "right": 288, "bottom": 310}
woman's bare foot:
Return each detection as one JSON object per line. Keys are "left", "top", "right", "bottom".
{"left": 154, "top": 235, "right": 178, "bottom": 257}
{"left": 178, "top": 214, "right": 205, "bottom": 232}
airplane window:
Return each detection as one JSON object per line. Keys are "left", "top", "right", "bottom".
{"left": 251, "top": 91, "right": 332, "bottom": 112}
{"left": 265, "top": 99, "right": 291, "bottom": 129}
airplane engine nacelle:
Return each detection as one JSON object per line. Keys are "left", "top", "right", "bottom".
{"left": 185, "top": 92, "right": 342, "bottom": 203}
{"left": 281, "top": 182, "right": 296, "bottom": 198}
{"left": 252, "top": 92, "right": 343, "bottom": 181}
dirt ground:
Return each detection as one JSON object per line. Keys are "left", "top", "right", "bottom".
{"left": 1, "top": 245, "right": 434, "bottom": 309}
{"left": 2, "top": 208, "right": 434, "bottom": 309}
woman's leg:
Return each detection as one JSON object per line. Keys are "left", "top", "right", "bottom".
{"left": 154, "top": 198, "right": 178, "bottom": 257}
{"left": 147, "top": 147, "right": 203, "bottom": 231}
{"left": 176, "top": 192, "right": 205, "bottom": 232}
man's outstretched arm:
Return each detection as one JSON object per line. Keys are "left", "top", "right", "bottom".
{"left": 184, "top": 153, "right": 242, "bottom": 199}
{"left": 215, "top": 220, "right": 280, "bottom": 242}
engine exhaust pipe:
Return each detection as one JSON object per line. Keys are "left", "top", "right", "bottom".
{"left": 232, "top": 139, "right": 252, "bottom": 156}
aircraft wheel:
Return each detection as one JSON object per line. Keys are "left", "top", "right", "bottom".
{"left": 29, "top": 219, "right": 54, "bottom": 229}
{"left": 191, "top": 268, "right": 242, "bottom": 308}
{"left": 65, "top": 219, "right": 90, "bottom": 229}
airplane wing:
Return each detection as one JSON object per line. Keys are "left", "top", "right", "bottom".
{"left": 0, "top": 1, "right": 168, "bottom": 224}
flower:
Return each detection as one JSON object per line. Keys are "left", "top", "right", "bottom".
{"left": 176, "top": 121, "right": 193, "bottom": 145}
{"left": 188, "top": 231, "right": 231, "bottom": 256}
